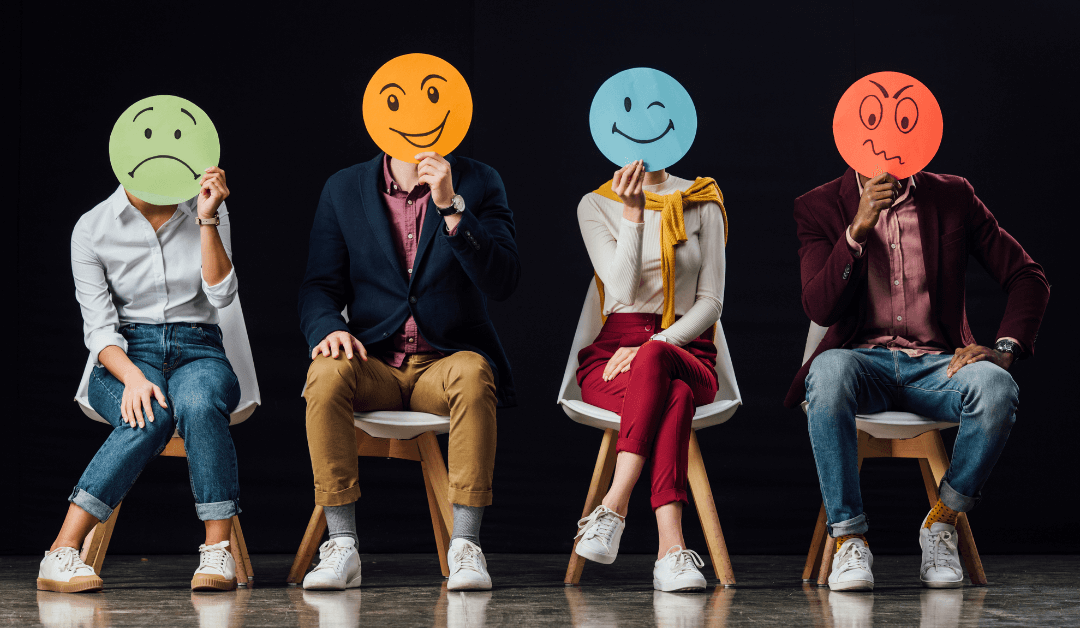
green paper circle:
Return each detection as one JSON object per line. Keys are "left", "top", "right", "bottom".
{"left": 109, "top": 95, "right": 219, "bottom": 205}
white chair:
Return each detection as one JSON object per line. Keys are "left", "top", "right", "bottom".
{"left": 798, "top": 322, "right": 987, "bottom": 586}
{"left": 559, "top": 281, "right": 743, "bottom": 586}
{"left": 73, "top": 296, "right": 261, "bottom": 584}
{"left": 286, "top": 311, "right": 454, "bottom": 583}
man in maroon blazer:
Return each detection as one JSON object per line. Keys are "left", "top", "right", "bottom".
{"left": 789, "top": 168, "right": 1048, "bottom": 591}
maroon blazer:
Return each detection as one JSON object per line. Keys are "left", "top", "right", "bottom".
{"left": 784, "top": 169, "right": 1049, "bottom": 408}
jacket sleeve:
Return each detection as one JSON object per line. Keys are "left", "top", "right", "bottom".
{"left": 964, "top": 180, "right": 1049, "bottom": 357}
{"left": 795, "top": 197, "right": 866, "bottom": 327}
{"left": 442, "top": 167, "right": 520, "bottom": 302}
{"left": 298, "top": 180, "right": 351, "bottom": 351}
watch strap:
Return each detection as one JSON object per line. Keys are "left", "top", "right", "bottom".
{"left": 196, "top": 214, "right": 220, "bottom": 226}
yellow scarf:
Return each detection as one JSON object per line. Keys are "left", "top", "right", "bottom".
{"left": 592, "top": 177, "right": 728, "bottom": 328}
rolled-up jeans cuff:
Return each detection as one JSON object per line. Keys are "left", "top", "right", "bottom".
{"left": 196, "top": 499, "right": 240, "bottom": 521}
{"left": 939, "top": 480, "right": 979, "bottom": 512}
{"left": 69, "top": 487, "right": 113, "bottom": 523}
{"left": 828, "top": 513, "right": 868, "bottom": 537}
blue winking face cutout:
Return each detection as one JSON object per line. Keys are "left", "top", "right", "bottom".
{"left": 589, "top": 68, "right": 697, "bottom": 172}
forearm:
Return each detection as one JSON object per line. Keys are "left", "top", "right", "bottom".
{"left": 98, "top": 345, "right": 144, "bottom": 385}
{"left": 661, "top": 298, "right": 721, "bottom": 347}
{"left": 200, "top": 225, "right": 233, "bottom": 286}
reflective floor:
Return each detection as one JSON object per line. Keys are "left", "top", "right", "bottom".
{"left": 4, "top": 554, "right": 1078, "bottom": 627}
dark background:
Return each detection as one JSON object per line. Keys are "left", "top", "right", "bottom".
{"left": 11, "top": 1, "right": 1078, "bottom": 559}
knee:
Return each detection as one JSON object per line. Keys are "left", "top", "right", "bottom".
{"left": 666, "top": 380, "right": 694, "bottom": 414}
{"left": 634, "top": 340, "right": 673, "bottom": 372}
{"left": 447, "top": 351, "right": 494, "bottom": 386}
{"left": 958, "top": 362, "right": 1018, "bottom": 419}
{"left": 305, "top": 355, "right": 355, "bottom": 399}
{"left": 807, "top": 349, "right": 860, "bottom": 394}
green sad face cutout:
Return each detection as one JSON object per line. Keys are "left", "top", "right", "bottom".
{"left": 109, "top": 95, "right": 220, "bottom": 205}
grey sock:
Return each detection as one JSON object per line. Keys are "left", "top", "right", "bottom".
{"left": 324, "top": 503, "right": 358, "bottom": 545}
{"left": 451, "top": 504, "right": 484, "bottom": 547}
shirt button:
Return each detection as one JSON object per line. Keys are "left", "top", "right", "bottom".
{"left": 407, "top": 200, "right": 413, "bottom": 206}
{"left": 891, "top": 243, "right": 897, "bottom": 249}
{"left": 408, "top": 268, "right": 412, "bottom": 274}
{"left": 645, "top": 325, "right": 652, "bottom": 331}
{"left": 897, "top": 315, "right": 903, "bottom": 321}
{"left": 407, "top": 233, "right": 414, "bottom": 239}
{"left": 894, "top": 280, "right": 900, "bottom": 285}
{"left": 410, "top": 296, "right": 417, "bottom": 304}
{"left": 407, "top": 337, "right": 414, "bottom": 343}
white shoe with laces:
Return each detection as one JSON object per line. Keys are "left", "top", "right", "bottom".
{"left": 574, "top": 505, "right": 625, "bottom": 565}
{"left": 447, "top": 538, "right": 492, "bottom": 591}
{"left": 303, "top": 537, "right": 362, "bottom": 590}
{"left": 652, "top": 546, "right": 707, "bottom": 592}
{"left": 828, "top": 538, "right": 874, "bottom": 591}
{"left": 919, "top": 519, "right": 964, "bottom": 588}
{"left": 191, "top": 540, "right": 237, "bottom": 591}
{"left": 37, "top": 546, "right": 104, "bottom": 593}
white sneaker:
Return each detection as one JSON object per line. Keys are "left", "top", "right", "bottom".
{"left": 447, "top": 538, "right": 492, "bottom": 591}
{"left": 574, "top": 505, "right": 625, "bottom": 565}
{"left": 191, "top": 540, "right": 238, "bottom": 591}
{"left": 652, "top": 546, "right": 708, "bottom": 592}
{"left": 37, "top": 547, "right": 103, "bottom": 593}
{"left": 828, "top": 538, "right": 874, "bottom": 591}
{"left": 920, "top": 519, "right": 964, "bottom": 588}
{"left": 303, "top": 538, "right": 362, "bottom": 590}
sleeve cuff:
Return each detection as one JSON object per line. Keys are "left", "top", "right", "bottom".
{"left": 846, "top": 226, "right": 865, "bottom": 258}
{"left": 88, "top": 332, "right": 127, "bottom": 366}
{"left": 202, "top": 266, "right": 238, "bottom": 309}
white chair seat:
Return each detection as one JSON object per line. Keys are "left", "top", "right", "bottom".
{"left": 353, "top": 411, "right": 450, "bottom": 440}
{"left": 560, "top": 399, "right": 741, "bottom": 432}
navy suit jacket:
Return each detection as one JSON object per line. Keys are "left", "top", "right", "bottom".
{"left": 299, "top": 153, "right": 520, "bottom": 407}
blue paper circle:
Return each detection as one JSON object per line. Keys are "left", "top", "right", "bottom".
{"left": 589, "top": 68, "right": 697, "bottom": 172}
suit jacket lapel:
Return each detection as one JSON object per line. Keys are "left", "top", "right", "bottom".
{"left": 358, "top": 154, "right": 408, "bottom": 285}
{"left": 413, "top": 155, "right": 460, "bottom": 277}
{"left": 913, "top": 172, "right": 939, "bottom": 321}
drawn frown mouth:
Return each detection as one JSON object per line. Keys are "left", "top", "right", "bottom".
{"left": 128, "top": 155, "right": 199, "bottom": 179}
{"left": 612, "top": 119, "right": 675, "bottom": 144}
{"left": 863, "top": 139, "right": 905, "bottom": 164}
{"left": 390, "top": 111, "right": 450, "bottom": 148}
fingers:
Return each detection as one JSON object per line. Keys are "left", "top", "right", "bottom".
{"left": 133, "top": 394, "right": 146, "bottom": 429}
{"left": 342, "top": 334, "right": 353, "bottom": 360}
{"left": 947, "top": 344, "right": 978, "bottom": 378}
{"left": 121, "top": 394, "right": 133, "bottom": 428}
{"left": 627, "top": 161, "right": 643, "bottom": 193}
{"left": 329, "top": 336, "right": 341, "bottom": 359}
{"left": 352, "top": 337, "right": 368, "bottom": 361}
{"left": 153, "top": 384, "right": 168, "bottom": 410}
{"left": 139, "top": 390, "right": 153, "bottom": 427}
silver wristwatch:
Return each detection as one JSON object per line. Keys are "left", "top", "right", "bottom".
{"left": 436, "top": 194, "right": 465, "bottom": 216}
{"left": 196, "top": 214, "right": 220, "bottom": 226}
{"left": 649, "top": 334, "right": 670, "bottom": 344}
{"left": 994, "top": 338, "right": 1019, "bottom": 357}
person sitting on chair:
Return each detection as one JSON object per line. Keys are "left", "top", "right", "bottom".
{"left": 39, "top": 167, "right": 242, "bottom": 594}
{"left": 789, "top": 166, "right": 1049, "bottom": 591}
{"left": 571, "top": 159, "right": 730, "bottom": 592}
{"left": 297, "top": 148, "right": 519, "bottom": 591}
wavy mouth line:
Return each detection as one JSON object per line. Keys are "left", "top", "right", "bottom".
{"left": 612, "top": 119, "right": 675, "bottom": 144}
{"left": 128, "top": 155, "right": 199, "bottom": 179}
{"left": 390, "top": 111, "right": 450, "bottom": 149}
{"left": 863, "top": 139, "right": 905, "bottom": 164}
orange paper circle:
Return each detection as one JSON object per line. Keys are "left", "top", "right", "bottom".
{"left": 833, "top": 71, "right": 942, "bottom": 180}
{"left": 362, "top": 53, "right": 473, "bottom": 163}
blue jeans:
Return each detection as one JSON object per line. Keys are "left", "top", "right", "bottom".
{"left": 805, "top": 347, "right": 1018, "bottom": 537}
{"left": 71, "top": 323, "right": 241, "bottom": 522}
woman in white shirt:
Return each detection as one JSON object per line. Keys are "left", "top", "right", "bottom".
{"left": 38, "top": 168, "right": 243, "bottom": 594}
{"left": 573, "top": 160, "right": 728, "bottom": 592}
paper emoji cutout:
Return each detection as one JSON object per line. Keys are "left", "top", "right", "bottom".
{"left": 833, "top": 71, "right": 942, "bottom": 180}
{"left": 589, "top": 68, "right": 697, "bottom": 172}
{"left": 109, "top": 95, "right": 220, "bottom": 205}
{"left": 363, "top": 53, "right": 473, "bottom": 163}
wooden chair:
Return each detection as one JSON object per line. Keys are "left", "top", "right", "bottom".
{"left": 74, "top": 296, "right": 261, "bottom": 585}
{"left": 558, "top": 281, "right": 743, "bottom": 586}
{"left": 286, "top": 411, "right": 453, "bottom": 583}
{"left": 799, "top": 322, "right": 987, "bottom": 586}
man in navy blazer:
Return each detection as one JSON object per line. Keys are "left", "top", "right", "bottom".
{"left": 298, "top": 150, "right": 519, "bottom": 591}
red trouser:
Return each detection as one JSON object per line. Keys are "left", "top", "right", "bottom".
{"left": 577, "top": 313, "right": 718, "bottom": 509}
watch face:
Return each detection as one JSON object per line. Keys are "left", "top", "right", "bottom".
{"left": 452, "top": 195, "right": 465, "bottom": 211}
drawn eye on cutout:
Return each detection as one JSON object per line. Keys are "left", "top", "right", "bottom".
{"left": 144, "top": 128, "right": 152, "bottom": 139}
{"left": 387, "top": 94, "right": 399, "bottom": 111}
{"left": 624, "top": 97, "right": 631, "bottom": 112}
{"left": 895, "top": 97, "right": 919, "bottom": 133}
{"left": 860, "top": 95, "right": 883, "bottom": 130}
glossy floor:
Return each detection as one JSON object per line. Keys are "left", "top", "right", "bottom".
{"left": 5, "top": 554, "right": 1078, "bottom": 627}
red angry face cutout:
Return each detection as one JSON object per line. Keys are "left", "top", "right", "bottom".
{"left": 833, "top": 71, "right": 943, "bottom": 180}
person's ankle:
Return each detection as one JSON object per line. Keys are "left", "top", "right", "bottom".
{"left": 599, "top": 498, "right": 628, "bottom": 517}
{"left": 835, "top": 533, "right": 868, "bottom": 551}
{"left": 924, "top": 499, "right": 959, "bottom": 528}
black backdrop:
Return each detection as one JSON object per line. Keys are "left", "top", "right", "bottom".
{"left": 11, "top": 1, "right": 1078, "bottom": 557}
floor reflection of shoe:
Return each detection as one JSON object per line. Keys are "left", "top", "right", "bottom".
{"left": 302, "top": 589, "right": 363, "bottom": 628}
{"left": 191, "top": 541, "right": 238, "bottom": 592}
{"left": 303, "top": 538, "right": 362, "bottom": 591}
{"left": 447, "top": 539, "right": 492, "bottom": 591}
{"left": 190, "top": 591, "right": 236, "bottom": 628}
{"left": 653, "top": 590, "right": 707, "bottom": 628}
{"left": 827, "top": 590, "right": 874, "bottom": 628}
{"left": 653, "top": 546, "right": 708, "bottom": 592}
{"left": 919, "top": 588, "right": 964, "bottom": 628}
{"left": 446, "top": 589, "right": 491, "bottom": 628}
{"left": 37, "top": 547, "right": 103, "bottom": 594}
{"left": 828, "top": 539, "right": 874, "bottom": 592}
{"left": 919, "top": 519, "right": 964, "bottom": 589}
{"left": 36, "top": 590, "right": 106, "bottom": 628}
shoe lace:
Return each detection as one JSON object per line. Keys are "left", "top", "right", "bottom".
{"left": 838, "top": 542, "right": 870, "bottom": 572}
{"left": 665, "top": 547, "right": 705, "bottom": 575}
{"left": 53, "top": 547, "right": 90, "bottom": 573}
{"left": 198, "top": 542, "right": 230, "bottom": 573}
{"left": 452, "top": 541, "right": 484, "bottom": 574}
{"left": 313, "top": 540, "right": 351, "bottom": 573}
{"left": 575, "top": 507, "right": 623, "bottom": 548}
{"left": 927, "top": 530, "right": 961, "bottom": 573}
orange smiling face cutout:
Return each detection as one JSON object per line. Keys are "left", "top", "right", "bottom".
{"left": 362, "top": 53, "right": 473, "bottom": 163}
{"left": 833, "top": 71, "right": 943, "bottom": 180}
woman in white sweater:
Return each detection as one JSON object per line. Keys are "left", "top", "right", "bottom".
{"left": 573, "top": 159, "right": 728, "bottom": 591}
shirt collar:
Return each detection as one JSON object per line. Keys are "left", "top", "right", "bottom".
{"left": 108, "top": 184, "right": 194, "bottom": 220}
{"left": 854, "top": 171, "right": 917, "bottom": 206}
{"left": 381, "top": 153, "right": 430, "bottom": 199}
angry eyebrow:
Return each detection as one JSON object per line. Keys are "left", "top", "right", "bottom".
{"left": 868, "top": 80, "right": 889, "bottom": 98}
{"left": 380, "top": 83, "right": 405, "bottom": 95}
{"left": 180, "top": 108, "right": 196, "bottom": 125}
{"left": 132, "top": 107, "right": 153, "bottom": 122}
{"left": 892, "top": 85, "right": 913, "bottom": 99}
{"left": 420, "top": 74, "right": 447, "bottom": 90}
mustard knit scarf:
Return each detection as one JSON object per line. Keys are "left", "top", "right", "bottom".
{"left": 592, "top": 177, "right": 728, "bottom": 328}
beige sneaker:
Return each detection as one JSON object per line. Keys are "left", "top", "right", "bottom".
{"left": 191, "top": 541, "right": 238, "bottom": 591}
{"left": 37, "top": 547, "right": 104, "bottom": 593}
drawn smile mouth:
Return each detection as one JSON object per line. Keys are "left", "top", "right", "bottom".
{"left": 612, "top": 119, "right": 675, "bottom": 144}
{"left": 128, "top": 155, "right": 200, "bottom": 179}
{"left": 390, "top": 111, "right": 450, "bottom": 148}
{"left": 863, "top": 139, "right": 905, "bottom": 164}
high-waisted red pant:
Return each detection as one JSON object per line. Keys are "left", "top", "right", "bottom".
{"left": 577, "top": 313, "right": 718, "bottom": 509}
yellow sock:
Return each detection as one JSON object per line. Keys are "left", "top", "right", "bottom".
{"left": 924, "top": 499, "right": 959, "bottom": 528}
{"left": 835, "top": 534, "right": 868, "bottom": 551}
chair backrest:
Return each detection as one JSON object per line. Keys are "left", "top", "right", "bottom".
{"left": 75, "top": 295, "right": 261, "bottom": 426}
{"left": 557, "top": 280, "right": 741, "bottom": 408}
{"left": 802, "top": 322, "right": 829, "bottom": 366}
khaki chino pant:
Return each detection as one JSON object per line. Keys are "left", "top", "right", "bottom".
{"left": 304, "top": 351, "right": 497, "bottom": 508}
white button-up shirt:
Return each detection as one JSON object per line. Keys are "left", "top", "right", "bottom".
{"left": 71, "top": 185, "right": 238, "bottom": 363}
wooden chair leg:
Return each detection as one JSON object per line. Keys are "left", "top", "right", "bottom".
{"left": 803, "top": 503, "right": 829, "bottom": 581}
{"left": 686, "top": 430, "right": 736, "bottom": 586}
{"left": 80, "top": 501, "right": 121, "bottom": 575}
{"left": 227, "top": 515, "right": 254, "bottom": 584}
{"left": 422, "top": 460, "right": 452, "bottom": 577}
{"left": 565, "top": 429, "right": 619, "bottom": 586}
{"left": 287, "top": 506, "right": 327, "bottom": 584}
{"left": 416, "top": 432, "right": 454, "bottom": 533}
{"left": 817, "top": 533, "right": 836, "bottom": 586}
{"left": 920, "top": 438, "right": 987, "bottom": 585}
